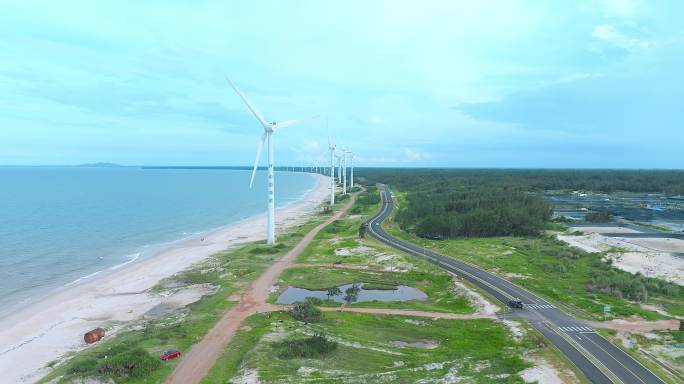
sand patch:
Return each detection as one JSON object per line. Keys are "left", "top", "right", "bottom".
{"left": 572, "top": 226, "right": 641, "bottom": 234}
{"left": 453, "top": 279, "right": 500, "bottom": 315}
{"left": 621, "top": 237, "right": 684, "bottom": 253}
{"left": 232, "top": 367, "right": 261, "bottom": 384}
{"left": 556, "top": 233, "right": 684, "bottom": 284}
{"left": 389, "top": 339, "right": 439, "bottom": 349}
{"left": 521, "top": 359, "right": 576, "bottom": 384}
{"left": 589, "top": 318, "right": 680, "bottom": 332}
{"left": 502, "top": 320, "right": 525, "bottom": 341}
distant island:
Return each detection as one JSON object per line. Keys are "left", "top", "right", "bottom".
{"left": 77, "top": 162, "right": 123, "bottom": 167}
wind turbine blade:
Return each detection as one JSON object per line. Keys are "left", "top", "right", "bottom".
{"left": 273, "top": 115, "right": 319, "bottom": 131}
{"left": 227, "top": 78, "right": 269, "bottom": 127}
{"left": 250, "top": 132, "right": 267, "bottom": 188}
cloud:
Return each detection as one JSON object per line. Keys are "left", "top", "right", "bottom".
{"left": 1, "top": 1, "right": 682, "bottom": 167}
{"left": 592, "top": 24, "right": 655, "bottom": 52}
{"left": 403, "top": 148, "right": 431, "bottom": 162}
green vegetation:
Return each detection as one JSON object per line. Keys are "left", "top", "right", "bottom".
{"left": 40, "top": 219, "right": 323, "bottom": 384}
{"left": 357, "top": 169, "right": 684, "bottom": 238}
{"left": 397, "top": 186, "right": 552, "bottom": 238}
{"left": 276, "top": 333, "right": 337, "bottom": 359}
{"left": 392, "top": 233, "right": 684, "bottom": 320}
{"left": 358, "top": 169, "right": 684, "bottom": 320}
{"left": 589, "top": 260, "right": 680, "bottom": 302}
{"left": 357, "top": 168, "right": 684, "bottom": 195}
{"left": 585, "top": 211, "right": 612, "bottom": 222}
{"left": 201, "top": 184, "right": 584, "bottom": 383}
{"left": 361, "top": 282, "right": 398, "bottom": 290}
{"left": 205, "top": 311, "right": 540, "bottom": 383}
{"left": 278, "top": 266, "right": 473, "bottom": 313}
{"left": 288, "top": 301, "right": 322, "bottom": 323}
{"left": 65, "top": 346, "right": 162, "bottom": 380}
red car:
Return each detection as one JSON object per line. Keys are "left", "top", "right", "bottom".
{"left": 160, "top": 349, "right": 182, "bottom": 361}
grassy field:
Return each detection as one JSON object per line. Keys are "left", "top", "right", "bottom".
{"left": 39, "top": 217, "right": 325, "bottom": 384}
{"left": 201, "top": 187, "right": 586, "bottom": 383}
{"left": 384, "top": 189, "right": 684, "bottom": 321}
{"left": 204, "top": 311, "right": 545, "bottom": 383}
{"left": 271, "top": 187, "right": 475, "bottom": 313}
{"left": 277, "top": 266, "right": 473, "bottom": 313}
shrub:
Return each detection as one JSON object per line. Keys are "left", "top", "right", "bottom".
{"left": 68, "top": 357, "right": 98, "bottom": 374}
{"left": 304, "top": 296, "right": 324, "bottom": 305}
{"left": 249, "top": 246, "right": 275, "bottom": 254}
{"left": 277, "top": 333, "right": 337, "bottom": 358}
{"left": 289, "top": 301, "right": 322, "bottom": 323}
{"left": 97, "top": 347, "right": 162, "bottom": 378}
{"left": 586, "top": 211, "right": 612, "bottom": 223}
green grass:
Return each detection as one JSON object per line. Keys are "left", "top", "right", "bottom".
{"left": 206, "top": 311, "right": 539, "bottom": 383}
{"left": 361, "top": 282, "right": 399, "bottom": 290}
{"left": 40, "top": 219, "right": 324, "bottom": 384}
{"left": 201, "top": 313, "right": 275, "bottom": 384}
{"left": 277, "top": 266, "right": 473, "bottom": 313}
{"left": 381, "top": 189, "right": 684, "bottom": 321}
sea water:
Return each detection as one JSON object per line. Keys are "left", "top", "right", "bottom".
{"left": 0, "top": 167, "right": 318, "bottom": 315}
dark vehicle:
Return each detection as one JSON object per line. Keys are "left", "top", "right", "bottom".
{"left": 508, "top": 299, "right": 524, "bottom": 309}
{"left": 160, "top": 349, "right": 182, "bottom": 361}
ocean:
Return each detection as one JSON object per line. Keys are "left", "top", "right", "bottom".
{"left": 0, "top": 167, "right": 318, "bottom": 315}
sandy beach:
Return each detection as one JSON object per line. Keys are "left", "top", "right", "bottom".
{"left": 0, "top": 174, "right": 330, "bottom": 384}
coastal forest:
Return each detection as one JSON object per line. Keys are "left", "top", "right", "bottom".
{"left": 356, "top": 168, "right": 684, "bottom": 239}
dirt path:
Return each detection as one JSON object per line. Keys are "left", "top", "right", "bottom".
{"left": 589, "top": 319, "right": 680, "bottom": 332}
{"left": 319, "top": 306, "right": 496, "bottom": 319}
{"left": 292, "top": 262, "right": 382, "bottom": 271}
{"left": 165, "top": 194, "right": 359, "bottom": 384}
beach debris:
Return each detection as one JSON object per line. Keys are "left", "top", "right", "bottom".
{"left": 83, "top": 328, "right": 105, "bottom": 344}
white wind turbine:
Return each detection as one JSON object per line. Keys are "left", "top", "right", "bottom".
{"left": 345, "top": 150, "right": 354, "bottom": 189}
{"left": 336, "top": 153, "right": 343, "bottom": 188}
{"left": 228, "top": 79, "right": 314, "bottom": 245}
{"left": 341, "top": 149, "right": 348, "bottom": 195}
{"left": 327, "top": 120, "right": 336, "bottom": 206}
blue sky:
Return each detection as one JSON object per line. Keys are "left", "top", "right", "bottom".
{"left": 1, "top": 0, "right": 682, "bottom": 168}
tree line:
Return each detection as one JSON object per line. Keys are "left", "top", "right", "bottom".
{"left": 354, "top": 168, "right": 684, "bottom": 238}
{"left": 356, "top": 168, "right": 684, "bottom": 195}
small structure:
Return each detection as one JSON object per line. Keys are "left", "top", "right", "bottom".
{"left": 84, "top": 328, "right": 105, "bottom": 344}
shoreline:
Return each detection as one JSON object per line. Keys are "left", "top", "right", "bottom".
{"left": 0, "top": 171, "right": 321, "bottom": 318}
{"left": 0, "top": 174, "right": 330, "bottom": 383}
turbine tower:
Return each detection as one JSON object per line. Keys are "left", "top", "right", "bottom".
{"left": 341, "top": 150, "right": 347, "bottom": 195}
{"left": 327, "top": 120, "right": 336, "bottom": 206}
{"left": 228, "top": 79, "right": 312, "bottom": 245}
{"left": 336, "top": 153, "right": 343, "bottom": 187}
{"left": 346, "top": 150, "right": 354, "bottom": 189}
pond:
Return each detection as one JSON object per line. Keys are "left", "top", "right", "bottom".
{"left": 276, "top": 282, "right": 427, "bottom": 304}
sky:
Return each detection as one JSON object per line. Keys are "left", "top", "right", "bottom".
{"left": 1, "top": 0, "right": 682, "bottom": 168}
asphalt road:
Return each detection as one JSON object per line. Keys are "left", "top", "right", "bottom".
{"left": 367, "top": 186, "right": 667, "bottom": 384}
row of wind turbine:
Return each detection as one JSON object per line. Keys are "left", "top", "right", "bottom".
{"left": 229, "top": 79, "right": 355, "bottom": 246}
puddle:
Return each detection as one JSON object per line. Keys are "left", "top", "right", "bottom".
{"left": 276, "top": 283, "right": 427, "bottom": 304}
{"left": 390, "top": 340, "right": 439, "bottom": 349}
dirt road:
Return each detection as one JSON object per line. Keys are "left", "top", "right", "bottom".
{"left": 319, "top": 306, "right": 496, "bottom": 319}
{"left": 165, "top": 194, "right": 358, "bottom": 384}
